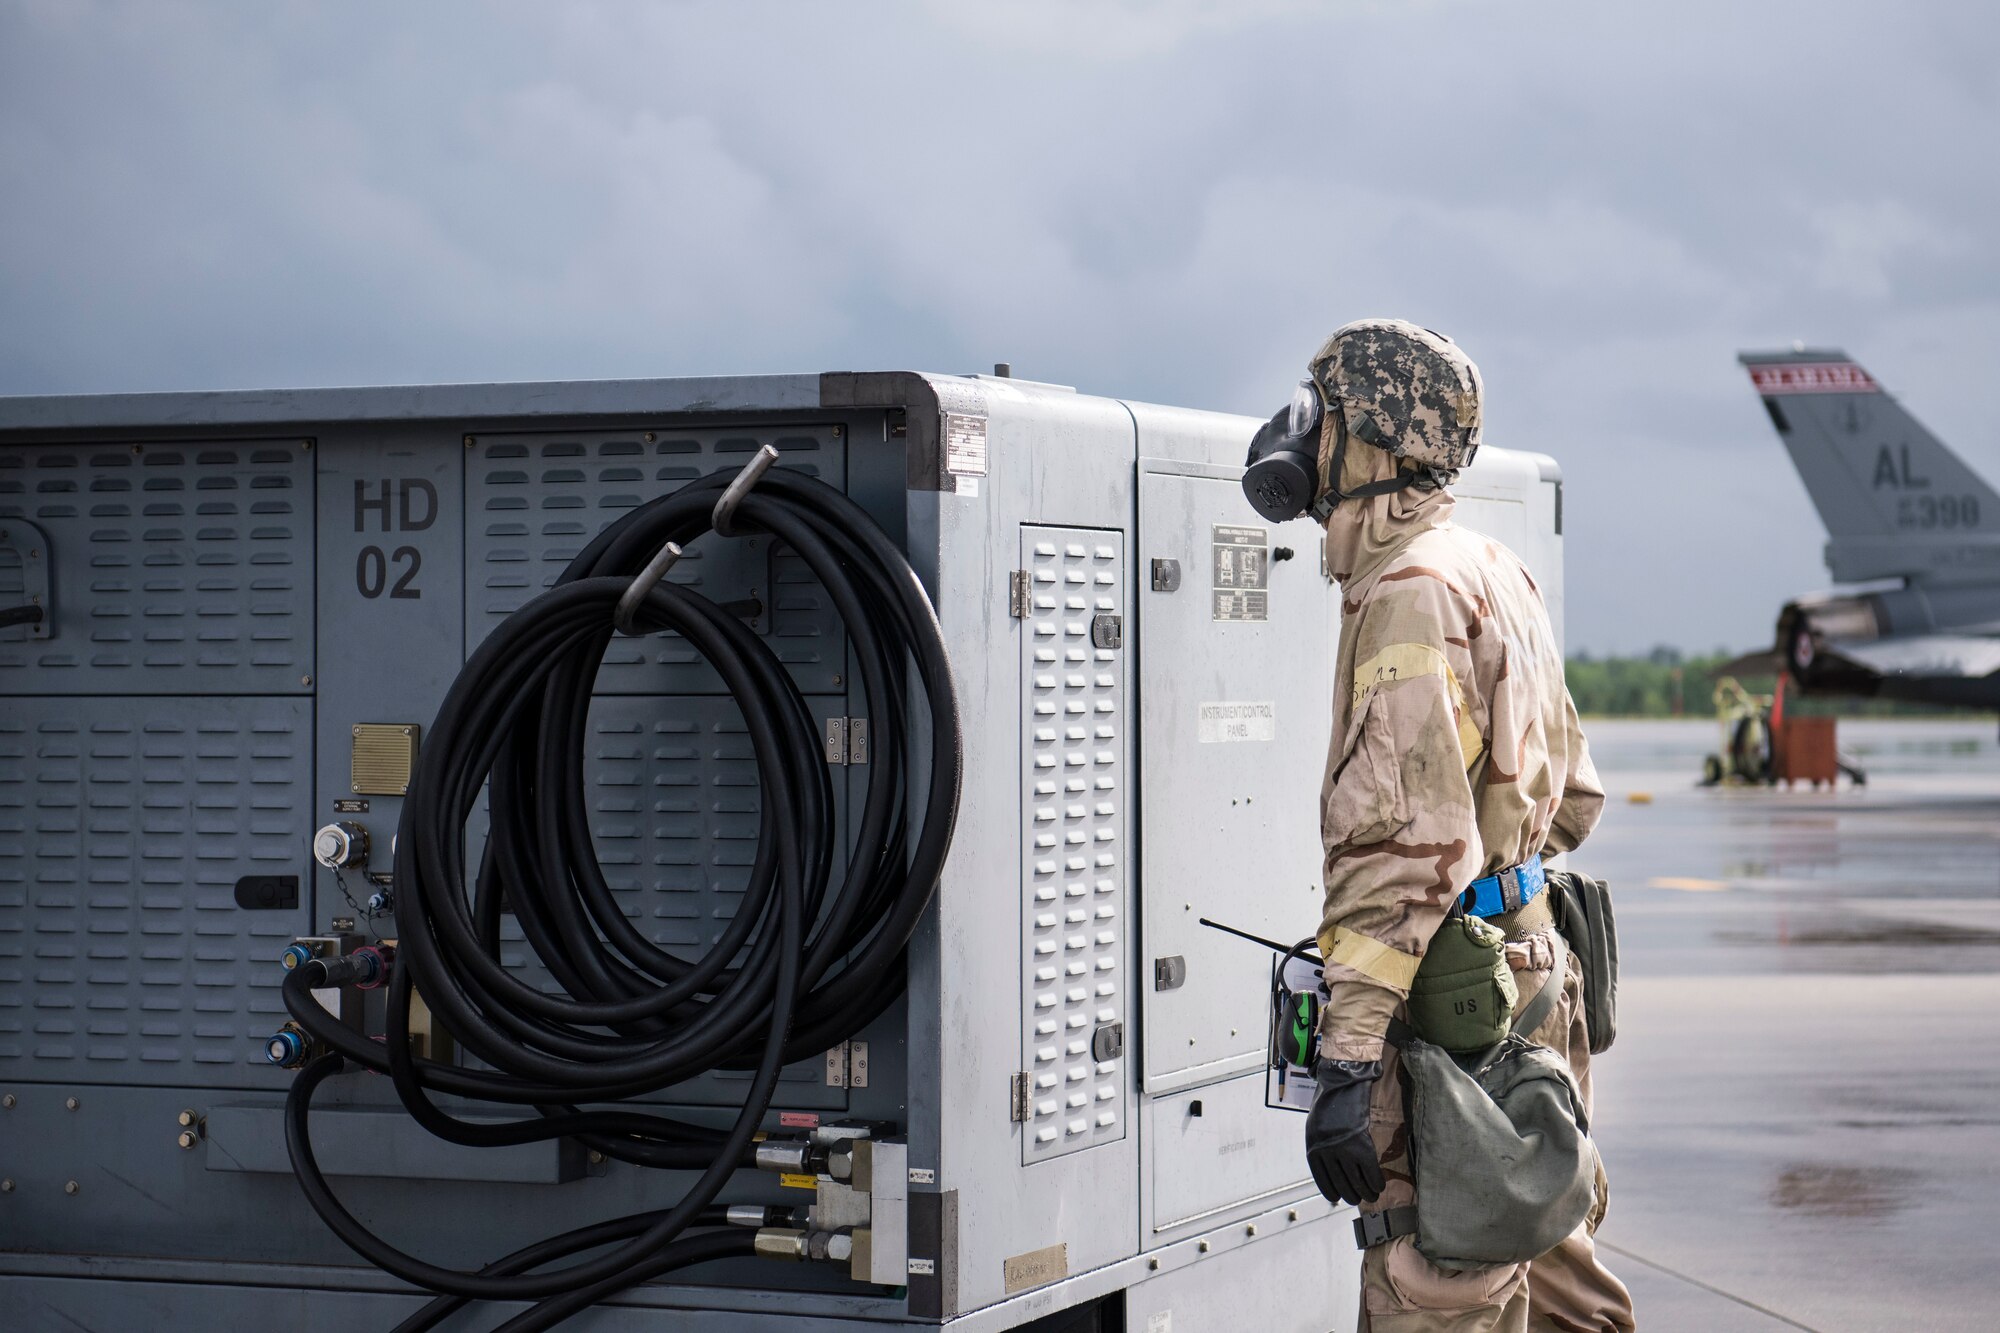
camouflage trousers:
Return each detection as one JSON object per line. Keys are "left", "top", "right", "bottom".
{"left": 1356, "top": 930, "right": 1635, "bottom": 1332}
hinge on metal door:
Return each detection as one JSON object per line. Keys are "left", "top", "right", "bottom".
{"left": 1009, "top": 570, "right": 1031, "bottom": 618}
{"left": 1009, "top": 1072, "right": 1030, "bottom": 1122}
{"left": 824, "top": 1041, "right": 870, "bottom": 1088}
{"left": 825, "top": 718, "right": 871, "bottom": 766}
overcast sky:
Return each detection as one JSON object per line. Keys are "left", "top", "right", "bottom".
{"left": 4, "top": 1, "right": 1997, "bottom": 655}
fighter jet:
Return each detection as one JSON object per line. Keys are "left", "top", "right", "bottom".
{"left": 1740, "top": 347, "right": 2000, "bottom": 708}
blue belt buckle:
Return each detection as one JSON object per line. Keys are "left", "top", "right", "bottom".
{"left": 1463, "top": 853, "right": 1545, "bottom": 918}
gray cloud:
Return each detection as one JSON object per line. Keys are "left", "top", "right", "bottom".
{"left": 4, "top": 0, "right": 1997, "bottom": 654}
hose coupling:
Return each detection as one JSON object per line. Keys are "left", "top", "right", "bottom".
{"left": 263, "top": 1023, "right": 315, "bottom": 1069}
{"left": 725, "top": 1204, "right": 803, "bottom": 1229}
{"left": 752, "top": 1227, "right": 808, "bottom": 1262}
{"left": 751, "top": 1227, "right": 853, "bottom": 1265}
{"left": 753, "top": 1139, "right": 813, "bottom": 1175}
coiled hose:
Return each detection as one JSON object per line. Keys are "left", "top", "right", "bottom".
{"left": 280, "top": 465, "right": 961, "bottom": 1331}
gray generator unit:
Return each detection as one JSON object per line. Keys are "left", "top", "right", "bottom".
{"left": 0, "top": 371, "right": 1563, "bottom": 1332}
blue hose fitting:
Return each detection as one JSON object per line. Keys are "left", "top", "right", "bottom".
{"left": 264, "top": 1026, "right": 310, "bottom": 1068}
{"left": 279, "top": 942, "right": 315, "bottom": 972}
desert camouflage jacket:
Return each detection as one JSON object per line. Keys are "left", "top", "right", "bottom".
{"left": 1317, "top": 521, "right": 1602, "bottom": 1061}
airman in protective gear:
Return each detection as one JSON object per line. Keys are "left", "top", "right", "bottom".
{"left": 1277, "top": 320, "right": 1635, "bottom": 1332}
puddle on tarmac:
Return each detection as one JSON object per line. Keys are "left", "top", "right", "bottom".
{"left": 1769, "top": 1164, "right": 1916, "bottom": 1218}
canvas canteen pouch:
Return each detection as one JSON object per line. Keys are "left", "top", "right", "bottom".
{"left": 1405, "top": 909, "right": 1519, "bottom": 1053}
{"left": 1375, "top": 931, "right": 1598, "bottom": 1271}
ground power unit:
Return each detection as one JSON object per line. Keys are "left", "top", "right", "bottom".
{"left": 0, "top": 371, "right": 1562, "bottom": 1332}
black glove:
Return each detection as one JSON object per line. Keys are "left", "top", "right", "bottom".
{"left": 1305, "top": 1056, "right": 1384, "bottom": 1206}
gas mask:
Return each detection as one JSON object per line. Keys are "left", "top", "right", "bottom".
{"left": 1241, "top": 377, "right": 1417, "bottom": 524}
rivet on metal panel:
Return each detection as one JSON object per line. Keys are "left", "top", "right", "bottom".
{"left": 643, "top": 432, "right": 657, "bottom": 444}
{"left": 302, "top": 675, "right": 314, "bottom": 687}
{"left": 463, "top": 435, "right": 476, "bottom": 448}
{"left": 177, "top": 1130, "right": 199, "bottom": 1150}
{"left": 1, "top": 1094, "right": 13, "bottom": 1110}
{"left": 301, "top": 439, "right": 314, "bottom": 451}
{"left": 0, "top": 1180, "right": 12, "bottom": 1193}
{"left": 177, "top": 1109, "right": 198, "bottom": 1127}
{"left": 64, "top": 1097, "right": 79, "bottom": 1111}
{"left": 64, "top": 1181, "right": 79, "bottom": 1195}
{"left": 587, "top": 1151, "right": 607, "bottom": 1165}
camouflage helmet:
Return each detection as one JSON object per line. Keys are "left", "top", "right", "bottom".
{"left": 1309, "top": 319, "right": 1484, "bottom": 480}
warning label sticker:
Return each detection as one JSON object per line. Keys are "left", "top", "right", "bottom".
{"left": 943, "top": 412, "right": 988, "bottom": 477}
{"left": 1198, "top": 701, "right": 1276, "bottom": 744}
{"left": 1212, "top": 524, "right": 1269, "bottom": 621}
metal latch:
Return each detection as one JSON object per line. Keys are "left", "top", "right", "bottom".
{"left": 1091, "top": 1022, "right": 1124, "bottom": 1062}
{"left": 1153, "top": 956, "right": 1187, "bottom": 991}
{"left": 1091, "top": 613, "right": 1123, "bottom": 650}
{"left": 824, "top": 719, "right": 870, "bottom": 766}
{"left": 1009, "top": 570, "right": 1031, "bottom": 619}
{"left": 1150, "top": 558, "right": 1181, "bottom": 592}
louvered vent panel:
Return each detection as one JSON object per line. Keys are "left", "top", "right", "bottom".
{"left": 0, "top": 696, "right": 311, "bottom": 1086}
{"left": 1020, "top": 527, "right": 1128, "bottom": 1163}
{"left": 466, "top": 429, "right": 845, "bottom": 694}
{"left": 0, "top": 443, "right": 314, "bottom": 694}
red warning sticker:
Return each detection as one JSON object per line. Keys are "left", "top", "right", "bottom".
{"left": 778, "top": 1111, "right": 820, "bottom": 1129}
{"left": 1748, "top": 363, "right": 1879, "bottom": 394}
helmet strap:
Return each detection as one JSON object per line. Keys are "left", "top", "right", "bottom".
{"left": 1316, "top": 421, "right": 1422, "bottom": 519}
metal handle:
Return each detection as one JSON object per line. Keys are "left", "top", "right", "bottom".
{"left": 712, "top": 444, "right": 781, "bottom": 538}
{"left": 614, "top": 540, "right": 684, "bottom": 636}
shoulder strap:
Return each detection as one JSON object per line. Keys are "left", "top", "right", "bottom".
{"left": 1510, "top": 929, "right": 1568, "bottom": 1040}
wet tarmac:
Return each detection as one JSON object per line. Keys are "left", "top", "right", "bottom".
{"left": 1581, "top": 718, "right": 2000, "bottom": 1332}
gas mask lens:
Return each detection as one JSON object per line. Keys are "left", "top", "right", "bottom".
{"left": 1288, "top": 378, "right": 1323, "bottom": 440}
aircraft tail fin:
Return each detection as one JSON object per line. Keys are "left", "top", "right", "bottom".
{"left": 1739, "top": 349, "right": 1999, "bottom": 584}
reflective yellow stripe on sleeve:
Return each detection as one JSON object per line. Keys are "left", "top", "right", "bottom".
{"left": 1350, "top": 642, "right": 1484, "bottom": 771}
{"left": 1317, "top": 926, "right": 1423, "bottom": 990}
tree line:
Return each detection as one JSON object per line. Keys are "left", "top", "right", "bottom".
{"left": 1563, "top": 648, "right": 1962, "bottom": 718}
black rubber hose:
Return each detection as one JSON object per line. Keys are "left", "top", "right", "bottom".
{"left": 279, "top": 464, "right": 960, "bottom": 1325}
{"left": 389, "top": 1210, "right": 745, "bottom": 1333}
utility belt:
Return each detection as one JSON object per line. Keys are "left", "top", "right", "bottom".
{"left": 1460, "top": 853, "right": 1545, "bottom": 920}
